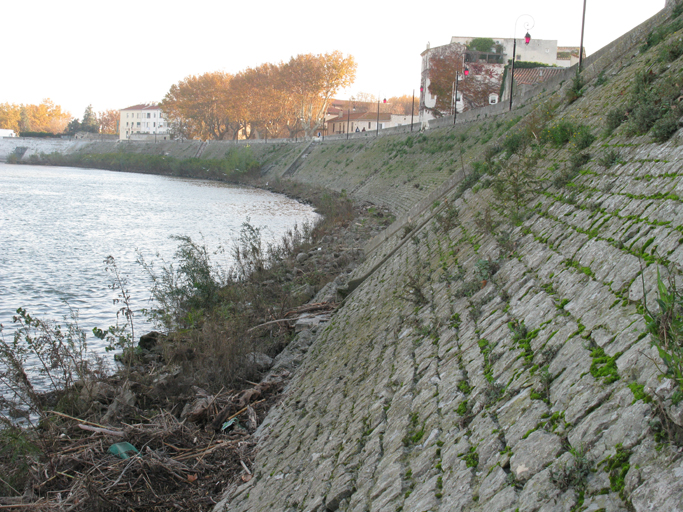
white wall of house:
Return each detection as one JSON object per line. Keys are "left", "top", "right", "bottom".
{"left": 501, "top": 38, "right": 558, "bottom": 65}
{"left": 0, "top": 129, "right": 17, "bottom": 137}
{"left": 449, "top": 36, "right": 560, "bottom": 66}
{"left": 119, "top": 105, "right": 169, "bottom": 141}
{"left": 387, "top": 114, "right": 417, "bottom": 128}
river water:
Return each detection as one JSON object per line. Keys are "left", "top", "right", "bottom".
{"left": 0, "top": 163, "right": 319, "bottom": 351}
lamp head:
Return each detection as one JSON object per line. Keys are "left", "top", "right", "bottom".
{"left": 524, "top": 32, "right": 531, "bottom": 45}
{"left": 464, "top": 67, "right": 469, "bottom": 77}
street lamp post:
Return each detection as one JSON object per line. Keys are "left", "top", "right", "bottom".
{"left": 419, "top": 85, "right": 425, "bottom": 127}
{"left": 579, "top": 0, "right": 587, "bottom": 71}
{"left": 346, "top": 100, "right": 357, "bottom": 140}
{"left": 376, "top": 97, "right": 386, "bottom": 136}
{"left": 411, "top": 89, "right": 415, "bottom": 131}
{"left": 509, "top": 14, "right": 535, "bottom": 112}
{"left": 453, "top": 56, "right": 469, "bottom": 125}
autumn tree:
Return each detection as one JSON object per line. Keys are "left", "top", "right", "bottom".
{"left": 97, "top": 109, "right": 119, "bottom": 134}
{"left": 231, "top": 63, "right": 290, "bottom": 139}
{"left": 280, "top": 52, "right": 356, "bottom": 138}
{"left": 0, "top": 103, "right": 21, "bottom": 132}
{"left": 161, "top": 72, "right": 243, "bottom": 140}
{"left": 386, "top": 95, "right": 417, "bottom": 115}
{"left": 0, "top": 99, "right": 70, "bottom": 134}
{"left": 159, "top": 51, "right": 356, "bottom": 141}
{"left": 344, "top": 93, "right": 415, "bottom": 116}
{"left": 426, "top": 43, "right": 468, "bottom": 116}
{"left": 347, "top": 92, "right": 376, "bottom": 113}
{"left": 427, "top": 44, "right": 504, "bottom": 116}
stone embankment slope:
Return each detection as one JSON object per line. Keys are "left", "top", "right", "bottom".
{"left": 0, "top": 136, "right": 306, "bottom": 179}
{"left": 217, "top": 5, "right": 683, "bottom": 512}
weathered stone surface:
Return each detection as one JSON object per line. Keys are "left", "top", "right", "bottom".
{"left": 517, "top": 468, "right": 559, "bottom": 511}
{"left": 630, "top": 457, "right": 683, "bottom": 512}
{"left": 537, "top": 490, "right": 576, "bottom": 512}
{"left": 479, "top": 466, "right": 508, "bottom": 502}
{"left": 581, "top": 493, "right": 629, "bottom": 512}
{"left": 213, "top": 8, "right": 683, "bottom": 511}
{"left": 510, "top": 431, "right": 563, "bottom": 482}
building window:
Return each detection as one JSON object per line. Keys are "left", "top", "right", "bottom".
{"left": 368, "top": 122, "right": 371, "bottom": 128}
{"left": 147, "top": 113, "right": 151, "bottom": 118}
{"left": 516, "top": 55, "right": 521, "bottom": 60}
{"left": 137, "top": 122, "right": 140, "bottom": 127}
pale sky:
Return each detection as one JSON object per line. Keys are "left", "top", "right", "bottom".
{"left": 4, "top": 0, "right": 666, "bottom": 119}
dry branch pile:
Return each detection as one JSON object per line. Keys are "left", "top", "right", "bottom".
{"left": 0, "top": 378, "right": 286, "bottom": 511}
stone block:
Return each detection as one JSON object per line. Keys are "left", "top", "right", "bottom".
{"left": 510, "top": 431, "right": 563, "bottom": 482}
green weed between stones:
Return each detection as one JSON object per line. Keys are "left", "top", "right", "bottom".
{"left": 628, "top": 382, "right": 653, "bottom": 404}
{"left": 589, "top": 346, "right": 622, "bottom": 384}
{"left": 459, "top": 446, "right": 479, "bottom": 468}
{"left": 599, "top": 443, "right": 631, "bottom": 497}
{"left": 642, "top": 268, "right": 683, "bottom": 404}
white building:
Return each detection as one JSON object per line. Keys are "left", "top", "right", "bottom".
{"left": 419, "top": 37, "right": 582, "bottom": 123}
{"left": 119, "top": 103, "right": 169, "bottom": 141}
{"left": 449, "top": 36, "right": 560, "bottom": 67}
{"left": 0, "top": 129, "right": 17, "bottom": 137}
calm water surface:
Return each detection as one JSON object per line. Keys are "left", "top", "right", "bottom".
{"left": 0, "top": 163, "right": 318, "bottom": 350}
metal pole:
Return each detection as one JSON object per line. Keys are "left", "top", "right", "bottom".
{"left": 376, "top": 96, "right": 380, "bottom": 136}
{"left": 579, "top": 0, "right": 587, "bottom": 71}
{"left": 411, "top": 89, "right": 415, "bottom": 131}
{"left": 509, "top": 38, "right": 517, "bottom": 111}
{"left": 346, "top": 108, "right": 350, "bottom": 140}
{"left": 453, "top": 75, "right": 459, "bottom": 125}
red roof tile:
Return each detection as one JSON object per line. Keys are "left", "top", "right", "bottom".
{"left": 512, "top": 67, "right": 565, "bottom": 85}
{"left": 120, "top": 104, "right": 162, "bottom": 111}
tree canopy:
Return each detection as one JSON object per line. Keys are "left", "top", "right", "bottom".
{"left": 346, "top": 94, "right": 417, "bottom": 115}
{"left": 161, "top": 52, "right": 357, "bottom": 140}
{"left": 81, "top": 105, "right": 99, "bottom": 133}
{"left": 0, "top": 99, "right": 71, "bottom": 134}
{"left": 97, "top": 109, "right": 119, "bottom": 134}
{"left": 161, "top": 72, "right": 240, "bottom": 141}
{"left": 468, "top": 38, "right": 496, "bottom": 53}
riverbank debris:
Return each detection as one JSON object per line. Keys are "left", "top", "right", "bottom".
{"left": 0, "top": 376, "right": 286, "bottom": 511}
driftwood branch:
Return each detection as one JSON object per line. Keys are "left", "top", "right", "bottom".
{"left": 248, "top": 302, "right": 338, "bottom": 332}
{"left": 77, "top": 424, "right": 125, "bottom": 437}
{"left": 247, "top": 318, "right": 294, "bottom": 332}
{"left": 48, "top": 410, "right": 122, "bottom": 431}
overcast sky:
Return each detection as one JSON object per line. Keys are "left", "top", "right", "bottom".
{"left": 4, "top": 0, "right": 665, "bottom": 118}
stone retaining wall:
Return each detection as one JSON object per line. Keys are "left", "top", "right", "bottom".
{"left": 216, "top": 3, "right": 683, "bottom": 511}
